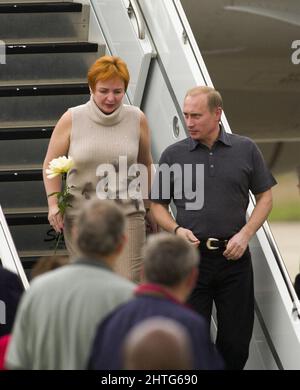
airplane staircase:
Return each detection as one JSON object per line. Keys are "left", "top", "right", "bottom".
{"left": 0, "top": 0, "right": 104, "bottom": 277}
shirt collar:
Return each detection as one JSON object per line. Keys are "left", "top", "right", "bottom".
{"left": 134, "top": 283, "right": 183, "bottom": 305}
{"left": 218, "top": 126, "right": 232, "bottom": 146}
{"left": 188, "top": 124, "right": 232, "bottom": 151}
{"left": 73, "top": 257, "right": 111, "bottom": 271}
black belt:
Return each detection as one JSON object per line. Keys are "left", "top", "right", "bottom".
{"left": 198, "top": 238, "right": 229, "bottom": 251}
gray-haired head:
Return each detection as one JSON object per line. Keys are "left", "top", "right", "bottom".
{"left": 122, "top": 317, "right": 193, "bottom": 370}
{"left": 143, "top": 232, "right": 199, "bottom": 286}
{"left": 76, "top": 199, "right": 125, "bottom": 258}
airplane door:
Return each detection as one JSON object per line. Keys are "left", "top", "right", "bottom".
{"left": 90, "top": 0, "right": 154, "bottom": 107}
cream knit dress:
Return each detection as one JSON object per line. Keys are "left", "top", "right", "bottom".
{"left": 64, "top": 96, "right": 146, "bottom": 283}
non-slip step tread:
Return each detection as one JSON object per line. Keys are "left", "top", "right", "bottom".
{"left": 0, "top": 166, "right": 42, "bottom": 181}
{"left": 5, "top": 210, "right": 49, "bottom": 225}
{"left": 4, "top": 207, "right": 47, "bottom": 215}
{"left": 0, "top": 164, "right": 42, "bottom": 171}
{"left": 19, "top": 249, "right": 68, "bottom": 258}
{"left": 1, "top": 120, "right": 57, "bottom": 128}
{"left": 5, "top": 41, "right": 98, "bottom": 54}
{"left": 0, "top": 125, "right": 53, "bottom": 140}
{"left": 0, "top": 82, "right": 89, "bottom": 96}
{"left": 0, "top": 77, "right": 86, "bottom": 86}
{"left": 0, "top": 1, "right": 82, "bottom": 13}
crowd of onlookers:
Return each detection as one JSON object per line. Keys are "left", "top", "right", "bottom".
{"left": 0, "top": 199, "right": 224, "bottom": 370}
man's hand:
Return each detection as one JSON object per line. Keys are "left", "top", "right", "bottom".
{"left": 176, "top": 227, "right": 200, "bottom": 247}
{"left": 223, "top": 231, "right": 250, "bottom": 260}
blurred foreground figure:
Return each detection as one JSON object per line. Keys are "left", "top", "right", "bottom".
{"left": 87, "top": 233, "right": 223, "bottom": 370}
{"left": 6, "top": 200, "right": 135, "bottom": 370}
{"left": 31, "top": 255, "right": 69, "bottom": 279}
{"left": 0, "top": 268, "right": 24, "bottom": 370}
{"left": 0, "top": 268, "right": 23, "bottom": 338}
{"left": 123, "top": 317, "right": 193, "bottom": 370}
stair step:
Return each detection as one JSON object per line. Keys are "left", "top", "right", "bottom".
{"left": 0, "top": 166, "right": 42, "bottom": 181}
{"left": 20, "top": 249, "right": 68, "bottom": 258}
{"left": 5, "top": 41, "right": 98, "bottom": 55}
{"left": 10, "top": 223, "right": 61, "bottom": 252}
{"left": 0, "top": 137, "right": 49, "bottom": 166}
{"left": 0, "top": 125, "right": 53, "bottom": 140}
{"left": 5, "top": 207, "right": 47, "bottom": 214}
{"left": 0, "top": 1, "right": 82, "bottom": 13}
{"left": 0, "top": 3, "right": 89, "bottom": 41}
{"left": 20, "top": 249, "right": 68, "bottom": 271}
{"left": 0, "top": 180, "right": 47, "bottom": 209}
{"left": 0, "top": 0, "right": 64, "bottom": 3}
{"left": 5, "top": 209, "right": 48, "bottom": 225}
{"left": 1, "top": 46, "right": 103, "bottom": 83}
{"left": 0, "top": 93, "right": 89, "bottom": 123}
{"left": 0, "top": 82, "right": 89, "bottom": 97}
{"left": 6, "top": 208, "right": 65, "bottom": 253}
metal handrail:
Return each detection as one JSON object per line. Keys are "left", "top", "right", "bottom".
{"left": 0, "top": 206, "right": 29, "bottom": 290}
{"left": 127, "top": 0, "right": 145, "bottom": 39}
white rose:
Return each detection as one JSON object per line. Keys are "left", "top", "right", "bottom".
{"left": 46, "top": 156, "right": 74, "bottom": 179}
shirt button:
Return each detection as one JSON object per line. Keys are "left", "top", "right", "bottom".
{"left": 210, "top": 165, "right": 214, "bottom": 168}
{"left": 209, "top": 152, "right": 213, "bottom": 155}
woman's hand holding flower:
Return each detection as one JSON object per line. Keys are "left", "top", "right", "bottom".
{"left": 46, "top": 156, "right": 74, "bottom": 235}
{"left": 48, "top": 204, "right": 64, "bottom": 233}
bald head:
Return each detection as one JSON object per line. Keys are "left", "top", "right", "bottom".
{"left": 122, "top": 317, "right": 193, "bottom": 370}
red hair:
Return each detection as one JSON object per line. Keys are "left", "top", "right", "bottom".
{"left": 88, "top": 55, "right": 130, "bottom": 92}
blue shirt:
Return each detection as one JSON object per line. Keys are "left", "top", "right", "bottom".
{"left": 150, "top": 127, "right": 276, "bottom": 238}
{"left": 87, "top": 285, "right": 224, "bottom": 370}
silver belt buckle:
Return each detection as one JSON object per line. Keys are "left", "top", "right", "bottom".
{"left": 206, "top": 238, "right": 219, "bottom": 250}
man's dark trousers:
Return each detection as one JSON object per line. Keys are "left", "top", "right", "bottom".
{"left": 188, "top": 248, "right": 254, "bottom": 370}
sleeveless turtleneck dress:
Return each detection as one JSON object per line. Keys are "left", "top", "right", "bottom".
{"left": 64, "top": 97, "right": 146, "bottom": 283}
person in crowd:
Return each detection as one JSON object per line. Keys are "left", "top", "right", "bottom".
{"left": 0, "top": 268, "right": 23, "bottom": 338}
{"left": 5, "top": 200, "right": 135, "bottom": 370}
{"left": 122, "top": 317, "right": 193, "bottom": 370}
{"left": 294, "top": 165, "right": 300, "bottom": 299}
{"left": 30, "top": 255, "right": 69, "bottom": 280}
{"left": 294, "top": 272, "right": 300, "bottom": 300}
{"left": 150, "top": 86, "right": 276, "bottom": 369}
{"left": 87, "top": 233, "right": 224, "bottom": 370}
{"left": 43, "top": 55, "right": 156, "bottom": 283}
{"left": 0, "top": 267, "right": 24, "bottom": 370}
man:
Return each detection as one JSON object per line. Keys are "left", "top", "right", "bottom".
{"left": 150, "top": 86, "right": 276, "bottom": 369}
{"left": 5, "top": 200, "right": 135, "bottom": 369}
{"left": 87, "top": 233, "right": 223, "bottom": 370}
{"left": 122, "top": 317, "right": 193, "bottom": 370}
{"left": 0, "top": 268, "right": 24, "bottom": 370}
{"left": 0, "top": 268, "right": 23, "bottom": 338}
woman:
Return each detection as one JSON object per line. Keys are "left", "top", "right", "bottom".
{"left": 43, "top": 55, "right": 155, "bottom": 283}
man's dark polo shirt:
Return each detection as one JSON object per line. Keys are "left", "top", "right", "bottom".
{"left": 150, "top": 127, "right": 277, "bottom": 239}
